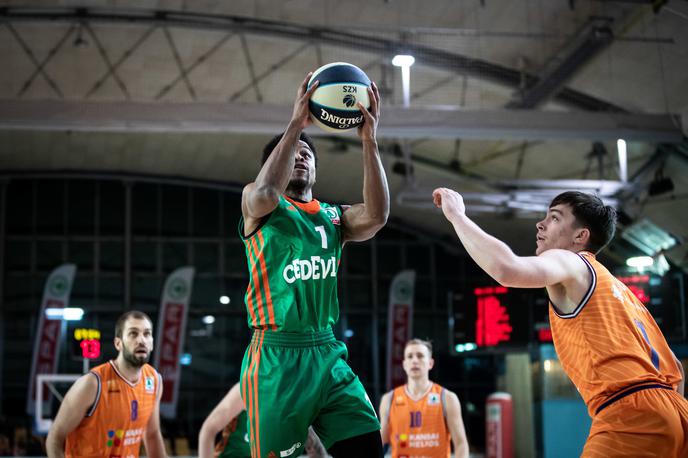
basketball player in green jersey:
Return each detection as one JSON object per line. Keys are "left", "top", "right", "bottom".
{"left": 199, "top": 383, "right": 327, "bottom": 458}
{"left": 239, "top": 72, "right": 389, "bottom": 457}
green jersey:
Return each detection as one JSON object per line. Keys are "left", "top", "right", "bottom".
{"left": 239, "top": 195, "right": 343, "bottom": 332}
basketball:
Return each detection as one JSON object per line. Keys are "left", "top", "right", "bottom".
{"left": 307, "top": 62, "right": 371, "bottom": 132}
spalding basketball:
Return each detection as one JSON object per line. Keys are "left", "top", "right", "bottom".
{"left": 308, "top": 62, "right": 371, "bottom": 132}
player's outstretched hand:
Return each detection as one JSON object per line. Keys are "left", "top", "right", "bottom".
{"left": 433, "top": 187, "right": 466, "bottom": 222}
{"left": 357, "top": 81, "right": 380, "bottom": 142}
{"left": 291, "top": 72, "right": 319, "bottom": 130}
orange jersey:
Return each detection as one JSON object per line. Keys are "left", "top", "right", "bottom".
{"left": 549, "top": 251, "right": 681, "bottom": 417}
{"left": 386, "top": 383, "right": 451, "bottom": 458}
{"left": 65, "top": 361, "right": 161, "bottom": 458}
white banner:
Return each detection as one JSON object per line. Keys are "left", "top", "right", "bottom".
{"left": 153, "top": 266, "right": 194, "bottom": 419}
{"left": 385, "top": 270, "right": 416, "bottom": 391}
{"left": 26, "top": 264, "right": 77, "bottom": 414}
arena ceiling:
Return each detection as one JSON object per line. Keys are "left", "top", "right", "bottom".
{"left": 1, "top": 0, "right": 687, "bottom": 271}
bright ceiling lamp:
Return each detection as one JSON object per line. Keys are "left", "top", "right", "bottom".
{"left": 626, "top": 256, "right": 653, "bottom": 268}
{"left": 392, "top": 54, "right": 415, "bottom": 108}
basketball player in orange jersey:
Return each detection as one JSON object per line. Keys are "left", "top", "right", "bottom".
{"left": 46, "top": 311, "right": 166, "bottom": 458}
{"left": 433, "top": 188, "right": 688, "bottom": 457}
{"left": 379, "top": 339, "right": 469, "bottom": 458}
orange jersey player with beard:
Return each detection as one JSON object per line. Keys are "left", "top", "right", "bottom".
{"left": 46, "top": 311, "right": 166, "bottom": 458}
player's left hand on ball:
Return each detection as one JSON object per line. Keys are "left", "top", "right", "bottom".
{"left": 357, "top": 81, "right": 380, "bottom": 141}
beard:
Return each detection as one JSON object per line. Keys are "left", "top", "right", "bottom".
{"left": 122, "top": 345, "right": 150, "bottom": 368}
{"left": 286, "top": 176, "right": 309, "bottom": 194}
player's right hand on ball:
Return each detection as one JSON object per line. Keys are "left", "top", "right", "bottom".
{"left": 291, "top": 72, "right": 319, "bottom": 130}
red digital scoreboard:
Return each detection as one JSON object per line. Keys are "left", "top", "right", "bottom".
{"left": 617, "top": 274, "right": 651, "bottom": 305}
{"left": 474, "top": 286, "right": 513, "bottom": 347}
{"left": 71, "top": 328, "right": 101, "bottom": 360}
{"left": 451, "top": 284, "right": 549, "bottom": 350}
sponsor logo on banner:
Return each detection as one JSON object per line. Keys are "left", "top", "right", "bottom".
{"left": 27, "top": 264, "right": 77, "bottom": 415}
{"left": 385, "top": 271, "right": 416, "bottom": 390}
{"left": 154, "top": 267, "right": 194, "bottom": 419}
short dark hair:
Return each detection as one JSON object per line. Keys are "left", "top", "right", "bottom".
{"left": 405, "top": 338, "right": 433, "bottom": 357}
{"left": 550, "top": 191, "right": 617, "bottom": 254}
{"left": 262, "top": 132, "right": 318, "bottom": 167}
{"left": 115, "top": 310, "right": 153, "bottom": 339}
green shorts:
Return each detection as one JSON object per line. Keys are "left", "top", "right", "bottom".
{"left": 217, "top": 410, "right": 251, "bottom": 458}
{"left": 240, "top": 327, "right": 380, "bottom": 458}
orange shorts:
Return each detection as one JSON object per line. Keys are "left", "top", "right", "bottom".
{"left": 582, "top": 386, "right": 688, "bottom": 457}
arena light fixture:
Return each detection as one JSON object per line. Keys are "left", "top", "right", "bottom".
{"left": 219, "top": 295, "right": 230, "bottom": 305}
{"left": 626, "top": 256, "right": 654, "bottom": 268}
{"left": 392, "top": 54, "right": 415, "bottom": 67}
{"left": 617, "top": 139, "right": 627, "bottom": 182}
{"left": 202, "top": 315, "right": 216, "bottom": 325}
{"left": 45, "top": 307, "right": 84, "bottom": 321}
{"left": 621, "top": 219, "right": 677, "bottom": 256}
{"left": 392, "top": 54, "right": 415, "bottom": 108}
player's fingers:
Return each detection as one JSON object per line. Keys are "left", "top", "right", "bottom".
{"left": 304, "top": 79, "right": 319, "bottom": 99}
{"left": 299, "top": 72, "right": 313, "bottom": 95}
{"left": 372, "top": 82, "right": 381, "bottom": 114}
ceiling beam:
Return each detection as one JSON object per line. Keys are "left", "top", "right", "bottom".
{"left": 0, "top": 100, "right": 681, "bottom": 142}
{"left": 0, "top": 6, "right": 625, "bottom": 112}
{"left": 506, "top": 18, "right": 614, "bottom": 109}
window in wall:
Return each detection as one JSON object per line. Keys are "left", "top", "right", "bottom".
{"left": 6, "top": 241, "right": 32, "bottom": 270}
{"left": 36, "top": 241, "right": 63, "bottom": 270}
{"left": 67, "top": 180, "right": 96, "bottom": 234}
{"left": 99, "top": 276, "right": 123, "bottom": 301}
{"left": 345, "top": 278, "right": 372, "bottom": 309}
{"left": 161, "top": 185, "right": 189, "bottom": 236}
{"left": 100, "top": 242, "right": 123, "bottom": 272}
{"left": 193, "top": 188, "right": 220, "bottom": 236}
{"left": 406, "top": 243, "right": 431, "bottom": 274}
{"left": 378, "top": 243, "right": 403, "bottom": 275}
{"left": 193, "top": 243, "right": 219, "bottom": 273}
{"left": 131, "top": 274, "right": 161, "bottom": 304}
{"left": 72, "top": 274, "right": 95, "bottom": 299}
{"left": 224, "top": 241, "right": 247, "bottom": 274}
{"left": 163, "top": 242, "right": 187, "bottom": 270}
{"left": 100, "top": 182, "right": 125, "bottom": 235}
{"left": 132, "top": 182, "right": 160, "bottom": 235}
{"left": 344, "top": 243, "right": 370, "bottom": 276}
{"left": 223, "top": 278, "right": 250, "bottom": 311}
{"left": 222, "top": 192, "right": 243, "bottom": 237}
{"left": 69, "top": 241, "right": 94, "bottom": 271}
{"left": 6, "top": 180, "right": 33, "bottom": 234}
{"left": 192, "top": 276, "right": 223, "bottom": 308}
{"left": 132, "top": 241, "right": 157, "bottom": 272}
{"left": 3, "top": 274, "right": 33, "bottom": 302}
{"left": 36, "top": 180, "right": 65, "bottom": 234}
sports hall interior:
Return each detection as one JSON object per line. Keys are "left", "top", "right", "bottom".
{"left": 0, "top": 1, "right": 687, "bottom": 457}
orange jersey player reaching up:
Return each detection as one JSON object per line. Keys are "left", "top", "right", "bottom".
{"left": 433, "top": 188, "right": 688, "bottom": 457}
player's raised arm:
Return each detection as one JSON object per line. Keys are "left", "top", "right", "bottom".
{"left": 242, "top": 73, "right": 319, "bottom": 223}
{"left": 341, "top": 82, "right": 389, "bottom": 243}
{"left": 198, "top": 383, "right": 245, "bottom": 458}
{"left": 432, "top": 187, "right": 587, "bottom": 289}
{"left": 46, "top": 373, "right": 99, "bottom": 458}
{"left": 444, "top": 391, "right": 469, "bottom": 458}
